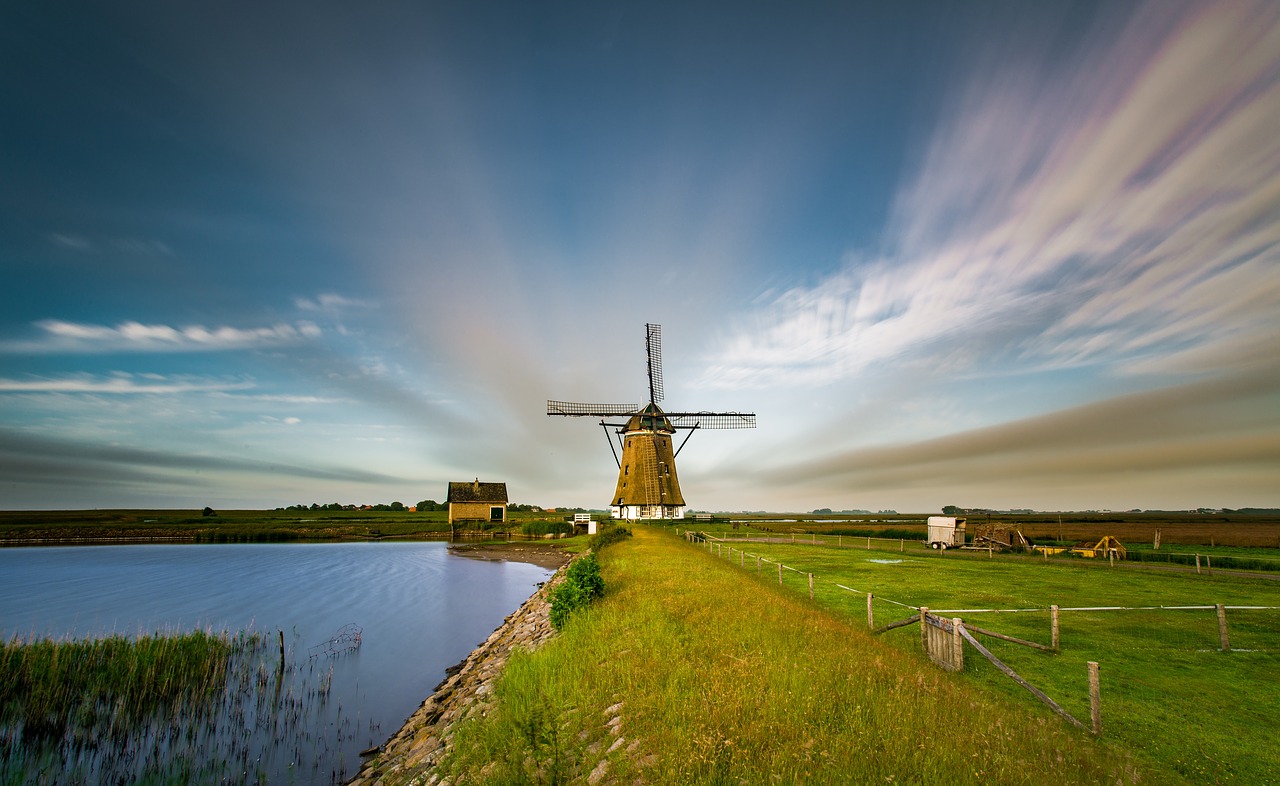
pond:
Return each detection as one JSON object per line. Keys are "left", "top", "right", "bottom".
{"left": 0, "top": 541, "right": 554, "bottom": 784}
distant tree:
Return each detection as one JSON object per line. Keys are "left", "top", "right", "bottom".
{"left": 812, "top": 508, "right": 833, "bottom": 515}
{"left": 389, "top": 501, "right": 405, "bottom": 511}
{"left": 942, "top": 505, "right": 963, "bottom": 515}
{"left": 417, "top": 500, "right": 441, "bottom": 511}
{"left": 202, "top": 507, "right": 216, "bottom": 517}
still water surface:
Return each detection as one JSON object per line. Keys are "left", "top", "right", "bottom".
{"left": 0, "top": 541, "right": 553, "bottom": 783}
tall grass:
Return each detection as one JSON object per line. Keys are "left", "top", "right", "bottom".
{"left": 438, "top": 527, "right": 1156, "bottom": 784}
{"left": 1, "top": 629, "right": 357, "bottom": 785}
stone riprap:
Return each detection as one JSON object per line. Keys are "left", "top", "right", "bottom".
{"left": 348, "top": 563, "right": 566, "bottom": 786}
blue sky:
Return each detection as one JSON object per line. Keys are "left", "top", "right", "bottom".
{"left": 2, "top": 1, "right": 1277, "bottom": 512}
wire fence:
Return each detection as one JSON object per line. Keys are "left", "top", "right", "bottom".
{"left": 682, "top": 528, "right": 1280, "bottom": 777}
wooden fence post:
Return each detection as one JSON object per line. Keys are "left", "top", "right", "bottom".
{"left": 756, "top": 555, "right": 761, "bottom": 577}
{"left": 740, "top": 549, "right": 744, "bottom": 567}
{"left": 1154, "top": 529, "right": 1161, "bottom": 550}
{"left": 867, "top": 536, "right": 871, "bottom": 550}
{"left": 812, "top": 533, "right": 816, "bottom": 545}
{"left": 920, "top": 607, "right": 929, "bottom": 657}
{"left": 1217, "top": 604, "right": 1230, "bottom": 652}
{"left": 900, "top": 538, "right": 904, "bottom": 552}
{"left": 778, "top": 562, "right": 783, "bottom": 585}
{"left": 1051, "top": 605, "right": 1060, "bottom": 651}
{"left": 867, "top": 593, "right": 874, "bottom": 629}
{"left": 1196, "top": 554, "right": 1201, "bottom": 574}
{"left": 808, "top": 573, "right": 814, "bottom": 600}
{"left": 1088, "top": 661, "right": 1102, "bottom": 735}
{"left": 952, "top": 619, "right": 964, "bottom": 671}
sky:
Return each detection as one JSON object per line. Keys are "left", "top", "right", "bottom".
{"left": 1, "top": 0, "right": 1277, "bottom": 513}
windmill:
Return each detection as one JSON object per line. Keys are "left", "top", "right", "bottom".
{"left": 548, "top": 323, "right": 756, "bottom": 520}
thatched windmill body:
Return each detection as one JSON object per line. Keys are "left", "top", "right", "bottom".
{"left": 548, "top": 324, "right": 756, "bottom": 520}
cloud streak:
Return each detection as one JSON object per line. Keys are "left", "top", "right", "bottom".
{"left": 702, "top": 0, "right": 1280, "bottom": 388}
{"left": 1, "top": 320, "right": 322, "bottom": 354}
{"left": 0, "top": 428, "right": 412, "bottom": 488}
{"left": 0, "top": 373, "right": 254, "bottom": 395}
{"left": 754, "top": 369, "right": 1280, "bottom": 504}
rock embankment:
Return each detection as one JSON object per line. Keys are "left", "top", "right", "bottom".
{"left": 349, "top": 564, "right": 565, "bottom": 786}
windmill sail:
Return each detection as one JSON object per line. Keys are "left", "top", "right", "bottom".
{"left": 547, "top": 401, "right": 641, "bottom": 417}
{"left": 646, "top": 323, "right": 664, "bottom": 403}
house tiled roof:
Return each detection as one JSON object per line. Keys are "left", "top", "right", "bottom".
{"left": 447, "top": 479, "right": 509, "bottom": 504}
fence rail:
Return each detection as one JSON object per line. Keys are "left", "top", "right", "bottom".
{"left": 683, "top": 529, "right": 1280, "bottom": 738}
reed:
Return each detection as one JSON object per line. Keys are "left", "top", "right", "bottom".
{"left": 1, "top": 628, "right": 357, "bottom": 784}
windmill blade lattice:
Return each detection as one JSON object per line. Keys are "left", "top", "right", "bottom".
{"left": 646, "top": 323, "right": 664, "bottom": 404}
{"left": 547, "top": 401, "right": 641, "bottom": 417}
{"left": 666, "top": 412, "right": 757, "bottom": 429}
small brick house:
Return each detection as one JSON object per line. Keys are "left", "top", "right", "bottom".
{"left": 446, "top": 479, "right": 508, "bottom": 525}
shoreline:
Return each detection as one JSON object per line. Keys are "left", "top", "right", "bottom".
{"left": 348, "top": 558, "right": 568, "bottom": 785}
{"left": 447, "top": 541, "right": 574, "bottom": 570}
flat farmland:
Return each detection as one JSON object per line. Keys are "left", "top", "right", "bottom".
{"left": 732, "top": 510, "right": 1280, "bottom": 548}
{"left": 694, "top": 531, "right": 1280, "bottom": 784}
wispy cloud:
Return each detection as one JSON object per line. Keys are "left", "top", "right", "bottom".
{"left": 753, "top": 368, "right": 1280, "bottom": 503}
{"left": 702, "top": 0, "right": 1280, "bottom": 388}
{"left": 0, "top": 319, "right": 322, "bottom": 354}
{"left": 294, "top": 293, "right": 377, "bottom": 312}
{"left": 0, "top": 373, "right": 254, "bottom": 395}
{"left": 0, "top": 427, "right": 412, "bottom": 487}
{"left": 46, "top": 233, "right": 171, "bottom": 255}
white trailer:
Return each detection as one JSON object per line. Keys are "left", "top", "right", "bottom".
{"left": 926, "top": 516, "right": 966, "bottom": 549}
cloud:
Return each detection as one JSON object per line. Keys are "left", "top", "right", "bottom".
{"left": 754, "top": 369, "right": 1280, "bottom": 500}
{"left": 0, "top": 319, "right": 322, "bottom": 354}
{"left": 0, "top": 373, "right": 254, "bottom": 395}
{"left": 45, "top": 233, "right": 171, "bottom": 255}
{"left": 294, "top": 293, "right": 377, "bottom": 312}
{"left": 0, "top": 427, "right": 412, "bottom": 487}
{"left": 702, "top": 0, "right": 1280, "bottom": 389}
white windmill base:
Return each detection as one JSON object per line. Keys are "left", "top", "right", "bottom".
{"left": 611, "top": 504, "right": 686, "bottom": 520}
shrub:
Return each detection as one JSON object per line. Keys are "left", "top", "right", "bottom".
{"left": 548, "top": 553, "right": 604, "bottom": 630}
{"left": 589, "top": 524, "right": 632, "bottom": 551}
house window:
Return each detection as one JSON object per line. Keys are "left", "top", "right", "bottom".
{"left": 625, "top": 465, "right": 629, "bottom": 475}
{"left": 490, "top": 506, "right": 503, "bottom": 522}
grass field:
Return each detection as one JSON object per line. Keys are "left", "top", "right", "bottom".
{"left": 0, "top": 508, "right": 587, "bottom": 544}
{"left": 437, "top": 526, "right": 1174, "bottom": 785}
{"left": 733, "top": 510, "right": 1280, "bottom": 549}
{"left": 693, "top": 528, "right": 1280, "bottom": 784}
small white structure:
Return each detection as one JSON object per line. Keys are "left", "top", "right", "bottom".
{"left": 574, "top": 512, "right": 596, "bottom": 534}
{"left": 926, "top": 516, "right": 966, "bottom": 549}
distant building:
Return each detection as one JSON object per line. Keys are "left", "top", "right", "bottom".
{"left": 446, "top": 479, "right": 508, "bottom": 525}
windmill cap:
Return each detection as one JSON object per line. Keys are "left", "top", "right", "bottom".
{"left": 625, "top": 402, "right": 673, "bottom": 433}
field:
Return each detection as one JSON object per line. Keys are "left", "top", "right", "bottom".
{"left": 693, "top": 524, "right": 1280, "bottom": 783}
{"left": 733, "top": 510, "right": 1280, "bottom": 548}
{"left": 437, "top": 527, "right": 1179, "bottom": 785}
{"left": 0, "top": 508, "right": 583, "bottom": 544}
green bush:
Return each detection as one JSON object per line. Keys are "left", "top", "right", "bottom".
{"left": 589, "top": 524, "right": 632, "bottom": 551}
{"left": 548, "top": 553, "right": 604, "bottom": 630}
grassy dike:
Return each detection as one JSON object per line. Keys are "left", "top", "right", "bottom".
{"left": 435, "top": 526, "right": 1160, "bottom": 785}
